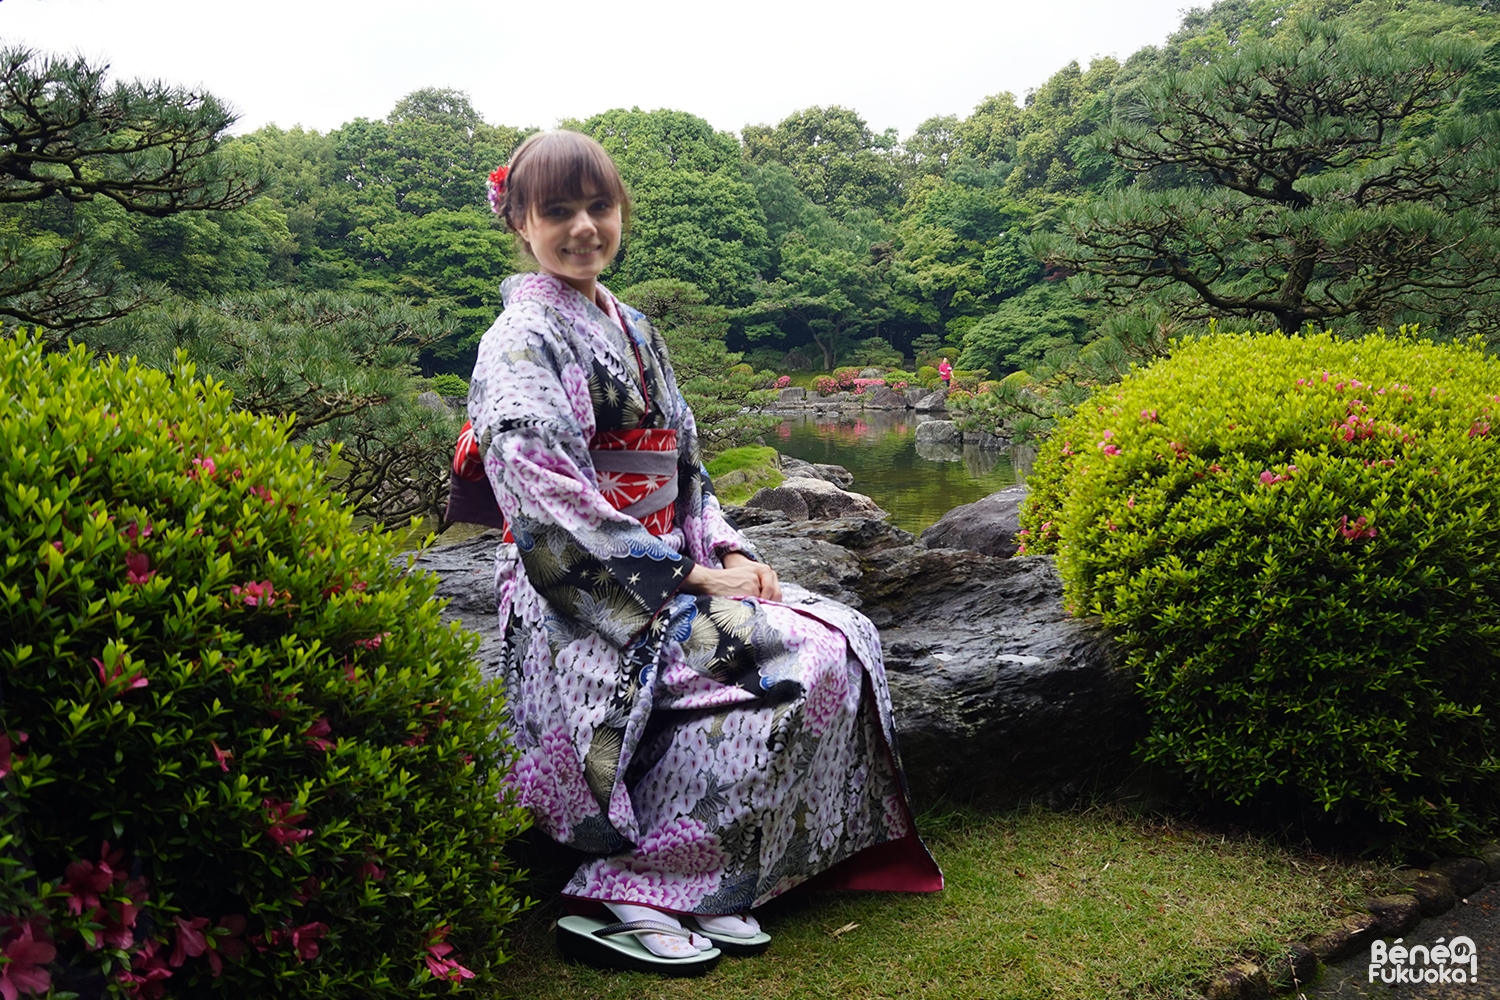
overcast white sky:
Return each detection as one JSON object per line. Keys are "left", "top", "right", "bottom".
{"left": 1, "top": 0, "right": 1191, "bottom": 139}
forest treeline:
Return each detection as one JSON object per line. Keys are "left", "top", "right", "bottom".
{"left": 2, "top": 0, "right": 1498, "bottom": 522}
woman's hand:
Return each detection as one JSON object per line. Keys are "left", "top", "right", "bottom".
{"left": 682, "top": 552, "right": 782, "bottom": 601}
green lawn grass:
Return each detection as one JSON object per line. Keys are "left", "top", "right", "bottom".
{"left": 495, "top": 805, "right": 1395, "bottom": 1000}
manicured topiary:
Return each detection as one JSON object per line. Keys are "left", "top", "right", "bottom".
{"left": 0, "top": 333, "right": 529, "bottom": 997}
{"left": 427, "top": 374, "right": 470, "bottom": 398}
{"left": 1020, "top": 329, "right": 1500, "bottom": 846}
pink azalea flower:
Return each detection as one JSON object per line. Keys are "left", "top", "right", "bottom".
{"left": 205, "top": 916, "right": 247, "bottom": 976}
{"left": 1100, "top": 444, "right": 1121, "bottom": 457}
{"left": 169, "top": 916, "right": 210, "bottom": 967}
{"left": 230, "top": 580, "right": 276, "bottom": 607}
{"left": 262, "top": 798, "right": 312, "bottom": 850}
{"left": 0, "top": 921, "right": 56, "bottom": 1000}
{"left": 118, "top": 938, "right": 172, "bottom": 998}
{"left": 1337, "top": 515, "right": 1377, "bottom": 541}
{"left": 352, "top": 633, "right": 389, "bottom": 651}
{"left": 248, "top": 486, "right": 273, "bottom": 503}
{"left": 1139, "top": 409, "right": 1159, "bottom": 422}
{"left": 0, "top": 732, "right": 24, "bottom": 780}
{"left": 283, "top": 922, "right": 328, "bottom": 961}
{"left": 62, "top": 858, "right": 115, "bottom": 917}
{"left": 190, "top": 456, "right": 217, "bottom": 480}
{"left": 356, "top": 862, "right": 386, "bottom": 881}
{"left": 93, "top": 658, "right": 148, "bottom": 694}
{"left": 293, "top": 876, "right": 320, "bottom": 903}
{"left": 303, "top": 718, "right": 334, "bottom": 752}
{"left": 124, "top": 552, "right": 154, "bottom": 586}
{"left": 424, "top": 926, "right": 475, "bottom": 982}
{"left": 122, "top": 520, "right": 153, "bottom": 543}
{"left": 211, "top": 741, "right": 233, "bottom": 772}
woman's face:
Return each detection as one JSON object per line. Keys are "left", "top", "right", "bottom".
{"left": 514, "top": 190, "right": 622, "bottom": 296}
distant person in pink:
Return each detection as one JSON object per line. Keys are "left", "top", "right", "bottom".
{"left": 938, "top": 358, "right": 953, "bottom": 388}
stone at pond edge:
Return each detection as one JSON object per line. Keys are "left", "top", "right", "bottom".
{"left": 1205, "top": 961, "right": 1270, "bottom": 1000}
{"left": 1403, "top": 870, "right": 1457, "bottom": 915}
{"left": 751, "top": 476, "right": 880, "bottom": 520}
{"left": 903, "top": 387, "right": 928, "bottom": 406}
{"left": 1430, "top": 856, "right": 1488, "bottom": 897}
{"left": 777, "top": 387, "right": 806, "bottom": 402}
{"left": 1364, "top": 894, "right": 1421, "bottom": 935}
{"left": 914, "top": 419, "right": 960, "bottom": 444}
{"left": 919, "top": 484, "right": 1028, "bottom": 558}
{"left": 745, "top": 486, "right": 809, "bottom": 521}
{"left": 778, "top": 457, "right": 855, "bottom": 489}
{"left": 864, "top": 386, "right": 907, "bottom": 409}
{"left": 1309, "top": 911, "right": 1379, "bottom": 962}
{"left": 914, "top": 389, "right": 948, "bottom": 412}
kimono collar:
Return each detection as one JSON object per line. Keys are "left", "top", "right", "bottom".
{"left": 500, "top": 272, "right": 646, "bottom": 348}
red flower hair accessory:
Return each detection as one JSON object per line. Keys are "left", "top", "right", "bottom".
{"left": 487, "top": 165, "right": 508, "bottom": 215}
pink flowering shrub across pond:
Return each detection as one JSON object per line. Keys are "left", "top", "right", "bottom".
{"left": 0, "top": 333, "right": 529, "bottom": 998}
{"left": 1021, "top": 329, "right": 1500, "bottom": 847}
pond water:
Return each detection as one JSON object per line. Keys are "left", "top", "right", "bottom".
{"left": 771, "top": 410, "right": 1031, "bottom": 535}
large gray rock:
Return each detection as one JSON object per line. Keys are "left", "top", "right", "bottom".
{"left": 919, "top": 484, "right": 1028, "bottom": 558}
{"left": 779, "top": 457, "right": 855, "bottom": 489}
{"left": 914, "top": 419, "right": 960, "bottom": 444}
{"left": 744, "top": 485, "right": 810, "bottom": 521}
{"left": 914, "top": 389, "right": 948, "bottom": 412}
{"left": 414, "top": 512, "right": 1142, "bottom": 813}
{"left": 904, "top": 387, "right": 929, "bottom": 406}
{"left": 863, "top": 386, "right": 908, "bottom": 409}
{"left": 750, "top": 475, "right": 881, "bottom": 520}
{"left": 859, "top": 367, "right": 885, "bottom": 379}
{"left": 777, "top": 386, "right": 806, "bottom": 402}
{"left": 416, "top": 390, "right": 448, "bottom": 414}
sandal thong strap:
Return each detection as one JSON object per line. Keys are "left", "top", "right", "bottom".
{"left": 592, "top": 920, "right": 695, "bottom": 941}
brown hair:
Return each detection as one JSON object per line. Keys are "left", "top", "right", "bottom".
{"left": 496, "top": 130, "right": 631, "bottom": 243}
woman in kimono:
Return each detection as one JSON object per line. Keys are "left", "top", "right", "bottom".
{"left": 453, "top": 130, "right": 941, "bottom": 975}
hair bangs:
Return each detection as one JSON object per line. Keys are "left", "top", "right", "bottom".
{"left": 502, "top": 130, "right": 631, "bottom": 231}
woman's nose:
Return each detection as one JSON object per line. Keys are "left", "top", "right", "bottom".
{"left": 569, "top": 210, "right": 597, "bottom": 235}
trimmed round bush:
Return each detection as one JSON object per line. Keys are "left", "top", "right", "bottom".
{"left": 426, "top": 374, "right": 470, "bottom": 398}
{"left": 0, "top": 334, "right": 529, "bottom": 997}
{"left": 1020, "top": 330, "right": 1500, "bottom": 845}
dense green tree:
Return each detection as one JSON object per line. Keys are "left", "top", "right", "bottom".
{"left": 1037, "top": 22, "right": 1500, "bottom": 335}
{"left": 743, "top": 105, "right": 902, "bottom": 216}
{"left": 0, "top": 46, "right": 260, "bottom": 329}
{"left": 958, "top": 280, "right": 1096, "bottom": 374}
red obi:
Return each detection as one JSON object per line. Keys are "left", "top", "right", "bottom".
{"left": 447, "top": 421, "right": 679, "bottom": 540}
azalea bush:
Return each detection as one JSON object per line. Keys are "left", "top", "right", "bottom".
{"left": 1020, "top": 329, "right": 1500, "bottom": 846}
{"left": 0, "top": 332, "right": 530, "bottom": 998}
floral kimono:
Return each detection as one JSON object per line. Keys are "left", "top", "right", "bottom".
{"left": 466, "top": 272, "right": 941, "bottom": 913}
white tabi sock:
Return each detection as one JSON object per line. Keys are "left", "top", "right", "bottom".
{"left": 603, "top": 903, "right": 713, "bottom": 957}
{"left": 693, "top": 912, "right": 762, "bottom": 939}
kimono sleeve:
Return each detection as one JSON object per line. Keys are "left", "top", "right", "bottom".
{"left": 468, "top": 306, "right": 695, "bottom": 644}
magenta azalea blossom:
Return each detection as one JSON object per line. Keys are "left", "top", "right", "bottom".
{"left": 124, "top": 552, "right": 154, "bottom": 586}
{"left": 0, "top": 921, "right": 56, "bottom": 1000}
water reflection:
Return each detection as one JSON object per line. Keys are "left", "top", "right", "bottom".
{"left": 773, "top": 411, "right": 1025, "bottom": 535}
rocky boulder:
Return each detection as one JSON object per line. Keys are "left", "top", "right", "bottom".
{"left": 746, "top": 475, "right": 881, "bottom": 520}
{"left": 779, "top": 457, "right": 855, "bottom": 489}
{"left": 904, "top": 387, "right": 929, "bottom": 406}
{"left": 914, "top": 419, "right": 960, "bottom": 444}
{"left": 863, "top": 386, "right": 907, "bottom": 409}
{"left": 919, "top": 484, "right": 1028, "bottom": 558}
{"left": 914, "top": 389, "right": 948, "bottom": 412}
{"left": 777, "top": 387, "right": 806, "bottom": 402}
